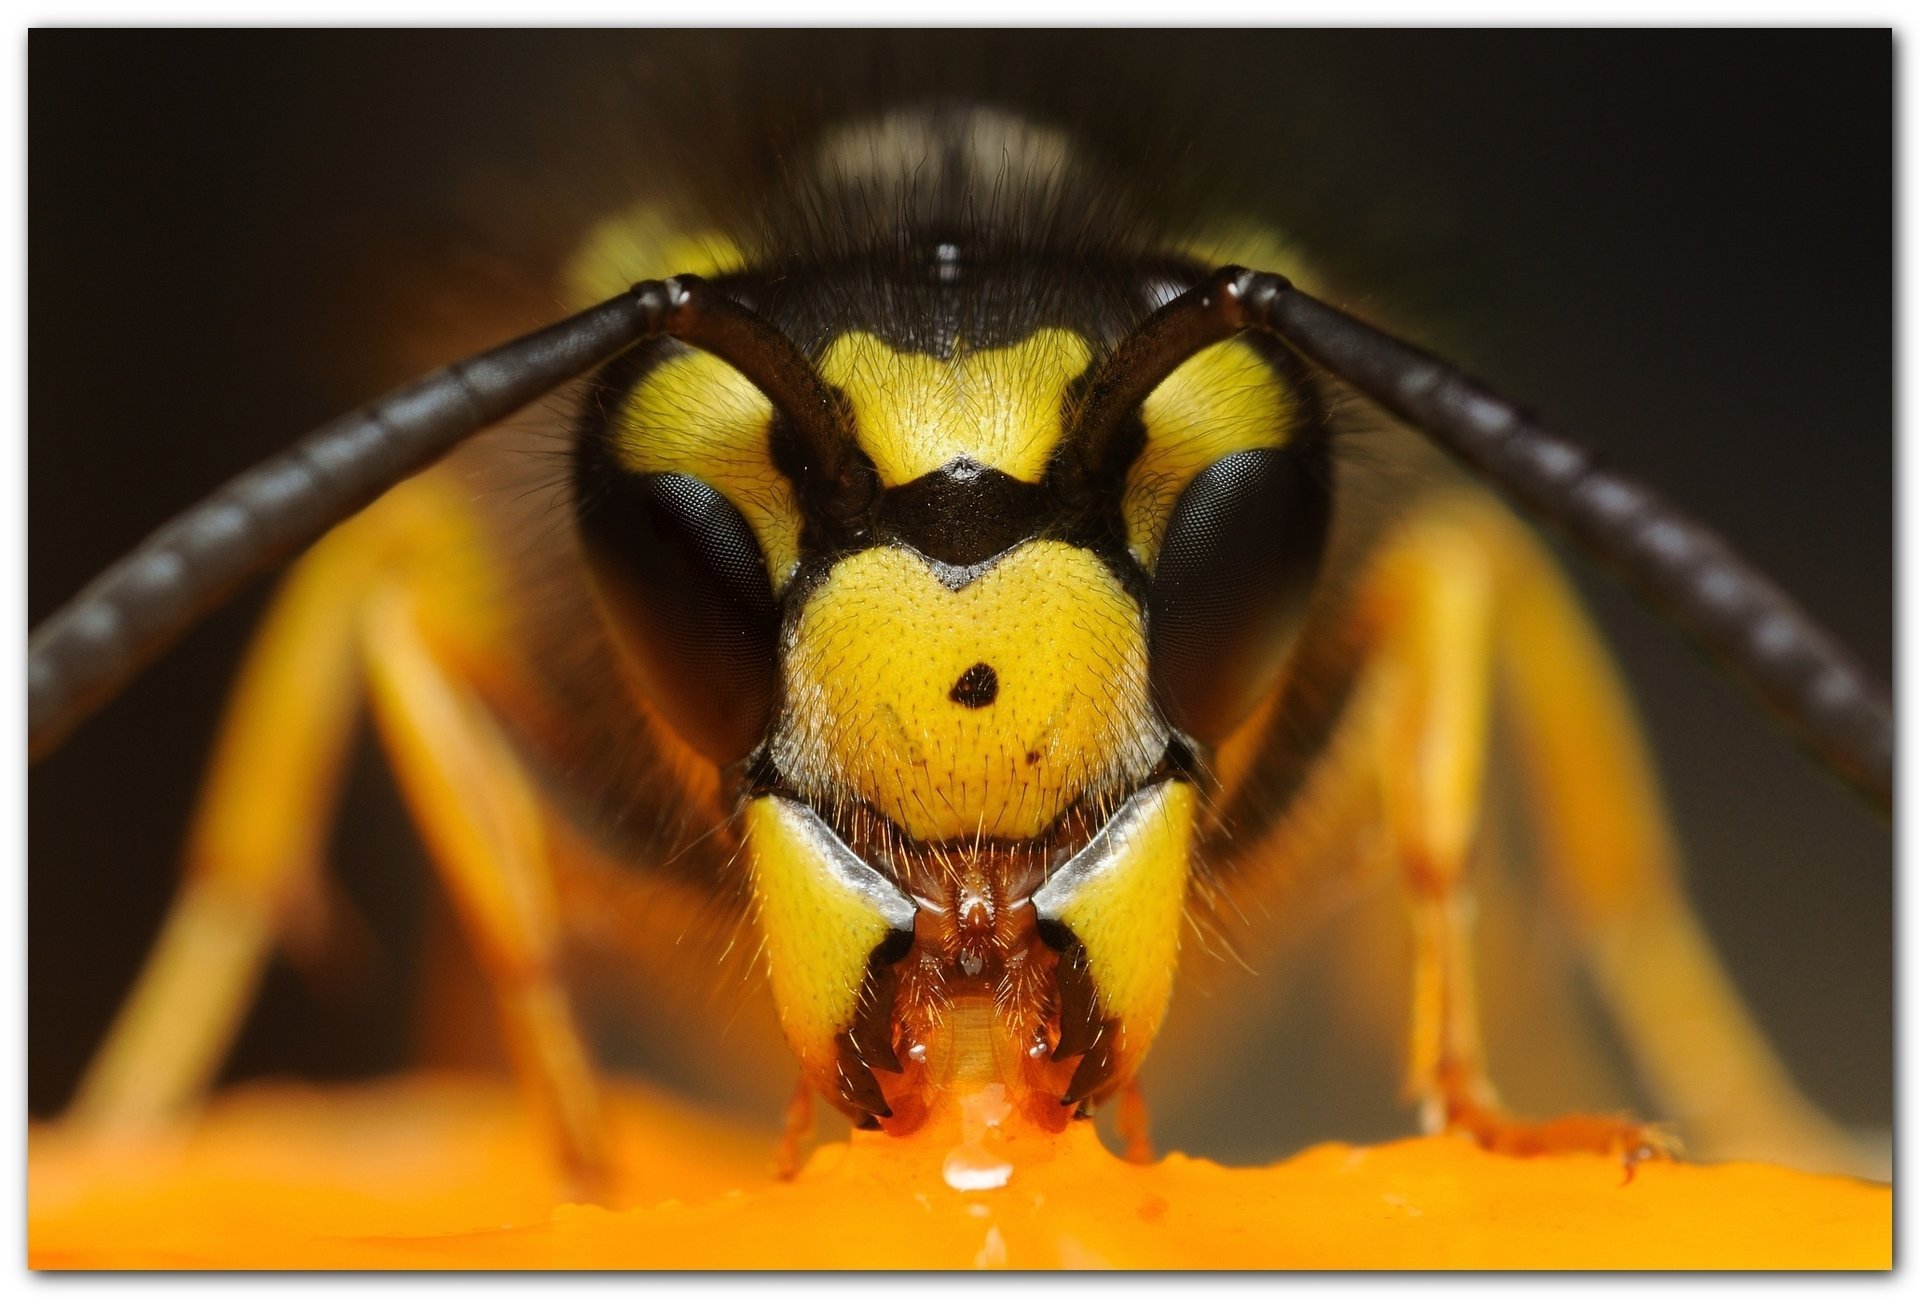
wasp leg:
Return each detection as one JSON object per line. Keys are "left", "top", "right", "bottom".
{"left": 360, "top": 582, "right": 610, "bottom": 1198}
{"left": 68, "top": 510, "right": 374, "bottom": 1134}
{"left": 1116, "top": 1077, "right": 1156, "bottom": 1165}
{"left": 772, "top": 1083, "right": 816, "bottom": 1181}
{"left": 1471, "top": 499, "right": 1866, "bottom": 1174}
{"left": 1352, "top": 504, "right": 1583, "bottom": 1156}
{"left": 1353, "top": 494, "right": 1859, "bottom": 1171}
{"left": 71, "top": 474, "right": 616, "bottom": 1195}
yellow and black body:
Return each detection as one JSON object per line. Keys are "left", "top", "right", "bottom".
{"left": 552, "top": 110, "right": 1341, "bottom": 1131}
{"left": 565, "top": 122, "right": 1334, "bottom": 1128}
{"left": 34, "top": 79, "right": 1887, "bottom": 1192}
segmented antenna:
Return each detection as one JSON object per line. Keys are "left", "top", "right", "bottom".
{"left": 1070, "top": 266, "right": 1893, "bottom": 811}
{"left": 28, "top": 275, "right": 864, "bottom": 759}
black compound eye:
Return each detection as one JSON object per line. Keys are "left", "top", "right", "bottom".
{"left": 575, "top": 470, "right": 780, "bottom": 767}
{"left": 1147, "top": 446, "right": 1331, "bottom": 746}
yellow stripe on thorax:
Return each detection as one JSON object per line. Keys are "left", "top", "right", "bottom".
{"left": 818, "top": 330, "right": 1092, "bottom": 486}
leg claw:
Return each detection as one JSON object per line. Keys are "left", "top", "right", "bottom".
{"left": 1447, "top": 1102, "right": 1679, "bottom": 1182}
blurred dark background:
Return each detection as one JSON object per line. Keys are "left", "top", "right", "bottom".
{"left": 29, "top": 31, "right": 1890, "bottom": 1161}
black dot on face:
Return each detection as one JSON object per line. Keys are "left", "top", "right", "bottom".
{"left": 949, "top": 662, "right": 999, "bottom": 709}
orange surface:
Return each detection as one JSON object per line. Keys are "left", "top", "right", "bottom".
{"left": 29, "top": 1073, "right": 1889, "bottom": 1270}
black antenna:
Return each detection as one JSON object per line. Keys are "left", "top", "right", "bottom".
{"left": 1070, "top": 266, "right": 1892, "bottom": 812}
{"left": 28, "top": 275, "right": 865, "bottom": 760}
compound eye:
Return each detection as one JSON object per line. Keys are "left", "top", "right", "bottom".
{"left": 577, "top": 471, "right": 780, "bottom": 767}
{"left": 1147, "top": 446, "right": 1331, "bottom": 745}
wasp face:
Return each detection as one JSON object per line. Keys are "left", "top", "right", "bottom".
{"left": 30, "top": 50, "right": 1888, "bottom": 1203}
{"left": 568, "top": 114, "right": 1332, "bottom": 1131}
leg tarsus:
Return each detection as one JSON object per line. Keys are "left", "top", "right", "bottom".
{"left": 1444, "top": 1095, "right": 1679, "bottom": 1176}
{"left": 1116, "top": 1079, "right": 1155, "bottom": 1165}
{"left": 504, "top": 977, "right": 614, "bottom": 1202}
{"left": 774, "top": 1084, "right": 816, "bottom": 1181}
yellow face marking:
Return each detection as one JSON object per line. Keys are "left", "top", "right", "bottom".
{"left": 818, "top": 330, "right": 1092, "bottom": 487}
{"left": 612, "top": 350, "right": 804, "bottom": 588}
{"left": 1123, "top": 337, "right": 1298, "bottom": 565}
{"left": 568, "top": 205, "right": 795, "bottom": 584}
{"left": 1033, "top": 780, "right": 1195, "bottom": 1066}
{"left": 744, "top": 796, "right": 913, "bottom": 1078}
{"left": 773, "top": 542, "right": 1165, "bottom": 842}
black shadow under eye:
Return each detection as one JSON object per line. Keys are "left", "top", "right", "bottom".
{"left": 576, "top": 470, "right": 780, "bottom": 767}
{"left": 1147, "top": 446, "right": 1331, "bottom": 746}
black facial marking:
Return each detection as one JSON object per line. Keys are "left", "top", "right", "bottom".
{"left": 949, "top": 662, "right": 999, "bottom": 708}
{"left": 877, "top": 458, "right": 1054, "bottom": 568}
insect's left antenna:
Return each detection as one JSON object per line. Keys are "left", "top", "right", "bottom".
{"left": 1069, "top": 266, "right": 1893, "bottom": 813}
{"left": 28, "top": 274, "right": 858, "bottom": 761}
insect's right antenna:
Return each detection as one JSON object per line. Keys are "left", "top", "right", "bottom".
{"left": 28, "top": 274, "right": 869, "bottom": 761}
{"left": 1070, "top": 266, "right": 1893, "bottom": 813}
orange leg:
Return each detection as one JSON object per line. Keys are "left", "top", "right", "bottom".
{"left": 773, "top": 1083, "right": 816, "bottom": 1181}
{"left": 67, "top": 510, "right": 374, "bottom": 1134}
{"left": 1342, "top": 495, "right": 1830, "bottom": 1167}
{"left": 1352, "top": 506, "right": 1654, "bottom": 1161}
{"left": 1351, "top": 503, "right": 1635, "bottom": 1159}
{"left": 1116, "top": 1078, "right": 1156, "bottom": 1165}
{"left": 1476, "top": 501, "right": 1865, "bottom": 1174}
{"left": 70, "top": 476, "right": 614, "bottom": 1194}
{"left": 360, "top": 582, "right": 610, "bottom": 1196}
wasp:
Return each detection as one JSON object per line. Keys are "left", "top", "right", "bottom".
{"left": 28, "top": 32, "right": 1891, "bottom": 1194}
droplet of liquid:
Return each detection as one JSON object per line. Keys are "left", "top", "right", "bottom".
{"left": 943, "top": 1146, "right": 1013, "bottom": 1192}
{"left": 943, "top": 1083, "right": 1015, "bottom": 1192}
